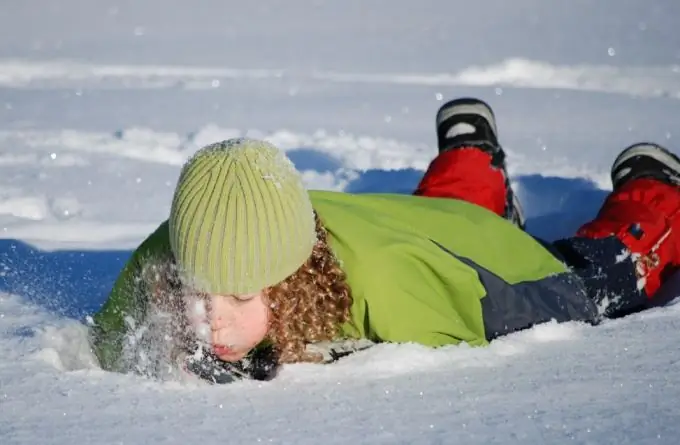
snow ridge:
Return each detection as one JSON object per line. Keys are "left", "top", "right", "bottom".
{"left": 2, "top": 58, "right": 680, "bottom": 99}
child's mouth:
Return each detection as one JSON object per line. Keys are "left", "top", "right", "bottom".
{"left": 213, "top": 344, "right": 235, "bottom": 357}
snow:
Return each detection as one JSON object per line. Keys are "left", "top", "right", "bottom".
{"left": 2, "top": 0, "right": 680, "bottom": 443}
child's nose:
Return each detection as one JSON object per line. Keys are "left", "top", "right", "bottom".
{"left": 210, "top": 312, "right": 230, "bottom": 330}
{"left": 210, "top": 309, "right": 237, "bottom": 331}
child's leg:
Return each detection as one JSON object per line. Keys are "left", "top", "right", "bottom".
{"left": 554, "top": 143, "right": 680, "bottom": 317}
{"left": 415, "top": 97, "right": 525, "bottom": 228}
{"left": 414, "top": 148, "right": 508, "bottom": 217}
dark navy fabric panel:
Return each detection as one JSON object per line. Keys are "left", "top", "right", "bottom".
{"left": 431, "top": 239, "right": 599, "bottom": 341}
{"left": 460, "top": 255, "right": 598, "bottom": 340}
{"left": 552, "top": 235, "right": 646, "bottom": 318}
{"left": 481, "top": 270, "right": 598, "bottom": 339}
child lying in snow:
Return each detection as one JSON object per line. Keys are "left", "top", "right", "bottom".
{"left": 88, "top": 98, "right": 680, "bottom": 383}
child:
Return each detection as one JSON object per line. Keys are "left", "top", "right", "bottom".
{"left": 89, "top": 98, "right": 680, "bottom": 384}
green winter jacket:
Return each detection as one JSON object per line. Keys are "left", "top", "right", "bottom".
{"left": 91, "top": 190, "right": 597, "bottom": 370}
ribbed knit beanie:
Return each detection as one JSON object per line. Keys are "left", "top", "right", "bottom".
{"left": 168, "top": 138, "right": 316, "bottom": 295}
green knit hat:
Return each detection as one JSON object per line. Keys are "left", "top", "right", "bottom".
{"left": 168, "top": 138, "right": 317, "bottom": 295}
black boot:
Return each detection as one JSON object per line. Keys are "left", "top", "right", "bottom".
{"left": 436, "top": 98, "right": 525, "bottom": 229}
{"left": 611, "top": 142, "right": 680, "bottom": 189}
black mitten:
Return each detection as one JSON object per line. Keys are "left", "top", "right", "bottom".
{"left": 184, "top": 344, "right": 279, "bottom": 384}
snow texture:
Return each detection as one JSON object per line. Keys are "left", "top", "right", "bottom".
{"left": 2, "top": 0, "right": 680, "bottom": 444}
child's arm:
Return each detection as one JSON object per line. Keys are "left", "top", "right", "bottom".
{"left": 89, "top": 249, "right": 147, "bottom": 371}
{"left": 89, "top": 221, "right": 172, "bottom": 371}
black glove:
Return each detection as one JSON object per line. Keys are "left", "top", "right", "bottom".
{"left": 184, "top": 344, "right": 279, "bottom": 385}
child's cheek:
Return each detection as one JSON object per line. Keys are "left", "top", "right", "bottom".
{"left": 243, "top": 302, "right": 270, "bottom": 345}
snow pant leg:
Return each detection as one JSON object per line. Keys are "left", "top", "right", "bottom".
{"left": 551, "top": 236, "right": 647, "bottom": 318}
{"left": 414, "top": 147, "right": 507, "bottom": 217}
{"left": 574, "top": 178, "right": 680, "bottom": 299}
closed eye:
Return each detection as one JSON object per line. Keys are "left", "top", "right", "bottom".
{"left": 232, "top": 294, "right": 255, "bottom": 302}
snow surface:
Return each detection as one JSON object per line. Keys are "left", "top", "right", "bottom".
{"left": 2, "top": 1, "right": 680, "bottom": 443}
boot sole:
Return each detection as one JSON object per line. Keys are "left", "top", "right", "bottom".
{"left": 436, "top": 99, "right": 498, "bottom": 140}
{"left": 612, "top": 143, "right": 680, "bottom": 187}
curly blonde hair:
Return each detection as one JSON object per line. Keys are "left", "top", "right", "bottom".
{"left": 265, "top": 214, "right": 353, "bottom": 364}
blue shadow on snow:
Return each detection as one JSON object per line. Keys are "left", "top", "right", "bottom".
{"left": 0, "top": 241, "right": 131, "bottom": 320}
{"left": 287, "top": 148, "right": 344, "bottom": 173}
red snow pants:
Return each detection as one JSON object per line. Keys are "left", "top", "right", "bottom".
{"left": 576, "top": 178, "right": 680, "bottom": 298}
{"left": 414, "top": 147, "right": 507, "bottom": 218}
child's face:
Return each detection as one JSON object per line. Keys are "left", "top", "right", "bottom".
{"left": 185, "top": 291, "right": 269, "bottom": 362}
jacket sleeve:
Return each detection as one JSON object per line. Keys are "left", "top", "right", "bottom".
{"left": 90, "top": 221, "right": 172, "bottom": 371}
